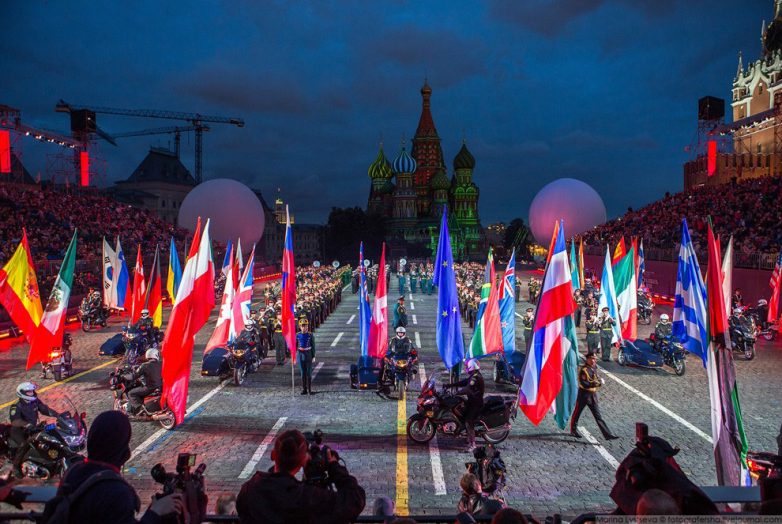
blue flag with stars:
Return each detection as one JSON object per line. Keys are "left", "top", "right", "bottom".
{"left": 433, "top": 207, "right": 464, "bottom": 369}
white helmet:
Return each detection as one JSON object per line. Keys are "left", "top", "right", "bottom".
{"left": 659, "top": 314, "right": 669, "bottom": 323}
{"left": 396, "top": 326, "right": 406, "bottom": 335}
{"left": 140, "top": 309, "right": 149, "bottom": 319}
{"left": 16, "top": 382, "right": 38, "bottom": 402}
{"left": 465, "top": 358, "right": 480, "bottom": 374}
{"left": 733, "top": 307, "right": 743, "bottom": 316}
{"left": 145, "top": 348, "right": 160, "bottom": 361}
{"left": 758, "top": 299, "right": 768, "bottom": 307}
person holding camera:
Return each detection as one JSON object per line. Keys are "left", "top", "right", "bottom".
{"left": 42, "top": 410, "right": 185, "bottom": 524}
{"left": 237, "top": 429, "right": 365, "bottom": 524}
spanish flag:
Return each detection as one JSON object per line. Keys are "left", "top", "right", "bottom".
{"left": 0, "top": 230, "right": 43, "bottom": 342}
{"left": 145, "top": 245, "right": 163, "bottom": 328}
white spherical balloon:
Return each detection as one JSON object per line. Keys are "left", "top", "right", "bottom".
{"left": 528, "top": 178, "right": 606, "bottom": 245}
{"left": 178, "top": 179, "right": 265, "bottom": 246}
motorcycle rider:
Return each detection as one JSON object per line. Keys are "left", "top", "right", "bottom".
{"left": 8, "top": 382, "right": 61, "bottom": 477}
{"left": 234, "top": 321, "right": 260, "bottom": 369}
{"left": 380, "top": 327, "right": 417, "bottom": 394}
{"left": 446, "top": 359, "right": 485, "bottom": 450}
{"left": 133, "top": 309, "right": 158, "bottom": 349}
{"left": 128, "top": 348, "right": 163, "bottom": 415}
{"left": 732, "top": 288, "right": 744, "bottom": 310}
{"left": 654, "top": 314, "right": 672, "bottom": 351}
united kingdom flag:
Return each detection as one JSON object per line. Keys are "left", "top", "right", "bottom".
{"left": 231, "top": 246, "right": 255, "bottom": 341}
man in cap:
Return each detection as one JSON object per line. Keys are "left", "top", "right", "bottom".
{"left": 297, "top": 318, "right": 316, "bottom": 395}
{"left": 392, "top": 296, "right": 407, "bottom": 330}
{"left": 599, "top": 306, "right": 617, "bottom": 362}
{"left": 570, "top": 352, "right": 618, "bottom": 441}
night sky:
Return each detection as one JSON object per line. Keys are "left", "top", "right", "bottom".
{"left": 1, "top": 0, "right": 772, "bottom": 225}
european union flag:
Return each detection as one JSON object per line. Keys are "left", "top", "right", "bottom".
{"left": 433, "top": 207, "right": 464, "bottom": 369}
{"left": 358, "top": 242, "right": 372, "bottom": 356}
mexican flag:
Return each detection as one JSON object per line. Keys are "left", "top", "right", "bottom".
{"left": 27, "top": 231, "right": 77, "bottom": 369}
{"left": 613, "top": 247, "right": 637, "bottom": 340}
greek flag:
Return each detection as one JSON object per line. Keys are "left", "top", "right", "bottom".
{"left": 672, "top": 218, "right": 708, "bottom": 366}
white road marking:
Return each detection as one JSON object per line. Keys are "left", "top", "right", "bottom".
{"left": 515, "top": 312, "right": 523, "bottom": 319}
{"left": 239, "top": 417, "right": 288, "bottom": 479}
{"left": 412, "top": 314, "right": 418, "bottom": 325}
{"left": 578, "top": 426, "right": 620, "bottom": 469}
{"left": 409, "top": 293, "right": 413, "bottom": 301}
{"left": 415, "top": 331, "right": 421, "bottom": 349}
{"left": 129, "top": 381, "right": 227, "bottom": 461}
{"left": 599, "top": 366, "right": 713, "bottom": 444}
{"left": 331, "top": 332, "right": 344, "bottom": 347}
{"left": 346, "top": 315, "right": 355, "bottom": 325}
{"left": 419, "top": 364, "right": 447, "bottom": 495}
{"left": 312, "top": 361, "right": 324, "bottom": 378}
{"left": 410, "top": 302, "right": 415, "bottom": 311}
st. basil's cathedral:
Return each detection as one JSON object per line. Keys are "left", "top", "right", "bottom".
{"left": 366, "top": 82, "right": 485, "bottom": 260}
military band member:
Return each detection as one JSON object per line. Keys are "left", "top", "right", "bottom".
{"left": 599, "top": 307, "right": 616, "bottom": 362}
{"left": 522, "top": 307, "right": 534, "bottom": 352}
{"left": 297, "top": 318, "right": 316, "bottom": 395}
{"left": 393, "top": 296, "right": 408, "bottom": 329}
{"left": 570, "top": 352, "right": 618, "bottom": 440}
{"left": 586, "top": 313, "right": 600, "bottom": 354}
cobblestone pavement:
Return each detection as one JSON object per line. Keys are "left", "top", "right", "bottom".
{"left": 0, "top": 272, "right": 780, "bottom": 519}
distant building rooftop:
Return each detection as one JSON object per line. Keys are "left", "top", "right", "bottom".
{"left": 122, "top": 147, "right": 196, "bottom": 186}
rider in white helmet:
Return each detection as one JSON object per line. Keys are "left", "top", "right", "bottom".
{"left": 128, "top": 346, "right": 163, "bottom": 415}
{"left": 653, "top": 313, "right": 673, "bottom": 351}
{"left": 9, "top": 382, "right": 60, "bottom": 476}
{"left": 445, "top": 359, "right": 485, "bottom": 450}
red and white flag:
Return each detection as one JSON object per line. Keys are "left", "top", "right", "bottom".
{"left": 161, "top": 218, "right": 215, "bottom": 424}
{"left": 231, "top": 245, "right": 255, "bottom": 340}
{"left": 769, "top": 249, "right": 782, "bottom": 323}
{"left": 368, "top": 243, "right": 388, "bottom": 358}
{"left": 130, "top": 245, "right": 146, "bottom": 324}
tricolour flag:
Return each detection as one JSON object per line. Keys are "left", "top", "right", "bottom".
{"left": 469, "top": 249, "right": 503, "bottom": 359}
{"left": 705, "top": 224, "right": 749, "bottom": 486}
{"left": 368, "top": 243, "right": 388, "bottom": 358}
{"left": 0, "top": 230, "right": 42, "bottom": 343}
{"left": 598, "top": 246, "right": 621, "bottom": 343}
{"left": 281, "top": 206, "right": 297, "bottom": 362}
{"left": 27, "top": 232, "right": 77, "bottom": 369}
{"left": 130, "top": 245, "right": 146, "bottom": 325}
{"left": 672, "top": 218, "right": 708, "bottom": 366}
{"left": 570, "top": 239, "right": 580, "bottom": 290}
{"left": 102, "top": 237, "right": 117, "bottom": 308}
{"left": 205, "top": 244, "right": 236, "bottom": 355}
{"left": 230, "top": 245, "right": 255, "bottom": 341}
{"left": 614, "top": 247, "right": 638, "bottom": 340}
{"left": 161, "top": 218, "right": 215, "bottom": 424}
{"left": 519, "top": 220, "right": 577, "bottom": 425}
{"left": 144, "top": 245, "right": 163, "bottom": 328}
{"left": 167, "top": 237, "right": 182, "bottom": 305}
{"left": 433, "top": 206, "right": 464, "bottom": 369}
{"left": 358, "top": 242, "right": 372, "bottom": 356}
{"left": 114, "top": 237, "right": 130, "bottom": 309}
{"left": 768, "top": 248, "right": 782, "bottom": 323}
{"left": 499, "top": 249, "right": 516, "bottom": 354}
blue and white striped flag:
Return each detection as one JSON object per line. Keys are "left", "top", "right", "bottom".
{"left": 672, "top": 218, "right": 708, "bottom": 366}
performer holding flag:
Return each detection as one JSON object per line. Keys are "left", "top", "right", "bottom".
{"left": 358, "top": 242, "right": 371, "bottom": 356}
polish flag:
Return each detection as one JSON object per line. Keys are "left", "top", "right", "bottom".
{"left": 161, "top": 218, "right": 215, "bottom": 424}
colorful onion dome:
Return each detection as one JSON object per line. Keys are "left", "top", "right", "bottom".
{"left": 368, "top": 145, "right": 392, "bottom": 179}
{"left": 453, "top": 141, "right": 475, "bottom": 170}
{"left": 430, "top": 168, "right": 450, "bottom": 191}
{"left": 393, "top": 146, "right": 417, "bottom": 174}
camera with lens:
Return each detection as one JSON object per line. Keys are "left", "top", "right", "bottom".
{"left": 303, "top": 429, "right": 340, "bottom": 488}
{"left": 151, "top": 452, "right": 208, "bottom": 524}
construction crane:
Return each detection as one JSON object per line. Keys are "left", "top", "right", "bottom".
{"left": 1, "top": 105, "right": 82, "bottom": 148}
{"left": 55, "top": 101, "right": 244, "bottom": 184}
{"left": 111, "top": 125, "right": 207, "bottom": 159}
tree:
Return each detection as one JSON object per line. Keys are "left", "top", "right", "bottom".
{"left": 325, "top": 207, "right": 387, "bottom": 264}
{"left": 504, "top": 218, "right": 532, "bottom": 257}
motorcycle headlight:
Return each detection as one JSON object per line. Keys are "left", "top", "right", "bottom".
{"left": 234, "top": 350, "right": 245, "bottom": 357}
{"left": 397, "top": 360, "right": 408, "bottom": 368}
{"left": 62, "top": 433, "right": 85, "bottom": 448}
{"left": 126, "top": 333, "right": 135, "bottom": 340}
{"left": 422, "top": 398, "right": 435, "bottom": 406}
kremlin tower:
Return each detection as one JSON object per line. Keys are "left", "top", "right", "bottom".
{"left": 366, "top": 82, "right": 484, "bottom": 259}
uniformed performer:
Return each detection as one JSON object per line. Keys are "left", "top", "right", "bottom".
{"left": 393, "top": 296, "right": 408, "bottom": 329}
{"left": 570, "top": 352, "right": 618, "bottom": 440}
{"left": 585, "top": 313, "right": 600, "bottom": 354}
{"left": 599, "top": 307, "right": 616, "bottom": 362}
{"left": 273, "top": 320, "right": 286, "bottom": 365}
{"left": 297, "top": 318, "right": 316, "bottom": 395}
{"left": 522, "top": 307, "right": 534, "bottom": 352}
{"left": 410, "top": 266, "right": 418, "bottom": 294}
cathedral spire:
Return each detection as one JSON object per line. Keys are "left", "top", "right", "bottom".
{"left": 416, "top": 79, "right": 436, "bottom": 137}
{"left": 737, "top": 51, "right": 743, "bottom": 79}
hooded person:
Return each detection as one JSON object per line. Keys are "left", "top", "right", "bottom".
{"left": 42, "top": 410, "right": 184, "bottom": 523}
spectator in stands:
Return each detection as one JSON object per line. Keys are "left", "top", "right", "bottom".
{"left": 236, "top": 429, "right": 365, "bottom": 524}
{"left": 491, "top": 508, "right": 529, "bottom": 524}
{"left": 41, "top": 410, "right": 184, "bottom": 523}
{"left": 635, "top": 489, "right": 680, "bottom": 515}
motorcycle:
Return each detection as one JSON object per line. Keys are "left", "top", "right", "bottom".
{"left": 407, "top": 372, "right": 517, "bottom": 445}
{"left": 0, "top": 397, "right": 86, "bottom": 480}
{"left": 122, "top": 325, "right": 159, "bottom": 364}
{"left": 41, "top": 335, "right": 74, "bottom": 381}
{"left": 618, "top": 335, "right": 686, "bottom": 376}
{"left": 244, "top": 319, "right": 269, "bottom": 361}
{"left": 743, "top": 300, "right": 777, "bottom": 341}
{"left": 200, "top": 333, "right": 260, "bottom": 386}
{"left": 78, "top": 299, "right": 109, "bottom": 332}
{"left": 729, "top": 314, "right": 757, "bottom": 361}
{"left": 493, "top": 351, "right": 525, "bottom": 386}
{"left": 382, "top": 349, "right": 418, "bottom": 394}
{"left": 637, "top": 291, "right": 654, "bottom": 325}
{"left": 110, "top": 364, "right": 176, "bottom": 430}
{"left": 746, "top": 451, "right": 782, "bottom": 505}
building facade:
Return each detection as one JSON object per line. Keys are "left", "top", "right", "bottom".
{"left": 366, "top": 83, "right": 484, "bottom": 259}
{"left": 685, "top": 1, "right": 782, "bottom": 188}
{"left": 260, "top": 195, "right": 325, "bottom": 266}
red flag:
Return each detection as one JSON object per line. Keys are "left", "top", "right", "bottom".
{"left": 612, "top": 237, "right": 627, "bottom": 266}
{"left": 281, "top": 207, "right": 297, "bottom": 362}
{"left": 769, "top": 251, "right": 782, "bottom": 323}
{"left": 130, "top": 246, "right": 146, "bottom": 324}
{"left": 205, "top": 245, "right": 236, "bottom": 356}
{"left": 369, "top": 243, "right": 388, "bottom": 358}
{"left": 161, "top": 218, "right": 215, "bottom": 424}
{"left": 144, "top": 245, "right": 163, "bottom": 328}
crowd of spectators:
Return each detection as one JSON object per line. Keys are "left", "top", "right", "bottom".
{"left": 583, "top": 176, "right": 782, "bottom": 256}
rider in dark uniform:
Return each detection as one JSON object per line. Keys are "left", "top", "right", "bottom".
{"left": 653, "top": 314, "right": 672, "bottom": 351}
{"left": 446, "top": 359, "right": 485, "bottom": 450}
{"left": 570, "top": 353, "right": 618, "bottom": 441}
{"left": 297, "top": 318, "right": 316, "bottom": 395}
{"left": 128, "top": 348, "right": 163, "bottom": 414}
{"left": 9, "top": 382, "right": 60, "bottom": 476}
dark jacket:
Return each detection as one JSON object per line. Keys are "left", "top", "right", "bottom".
{"left": 137, "top": 359, "right": 162, "bottom": 390}
{"left": 41, "top": 459, "right": 161, "bottom": 524}
{"left": 237, "top": 463, "right": 365, "bottom": 524}
{"left": 9, "top": 399, "right": 58, "bottom": 428}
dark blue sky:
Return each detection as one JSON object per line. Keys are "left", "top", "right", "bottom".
{"left": 1, "top": 0, "right": 771, "bottom": 224}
